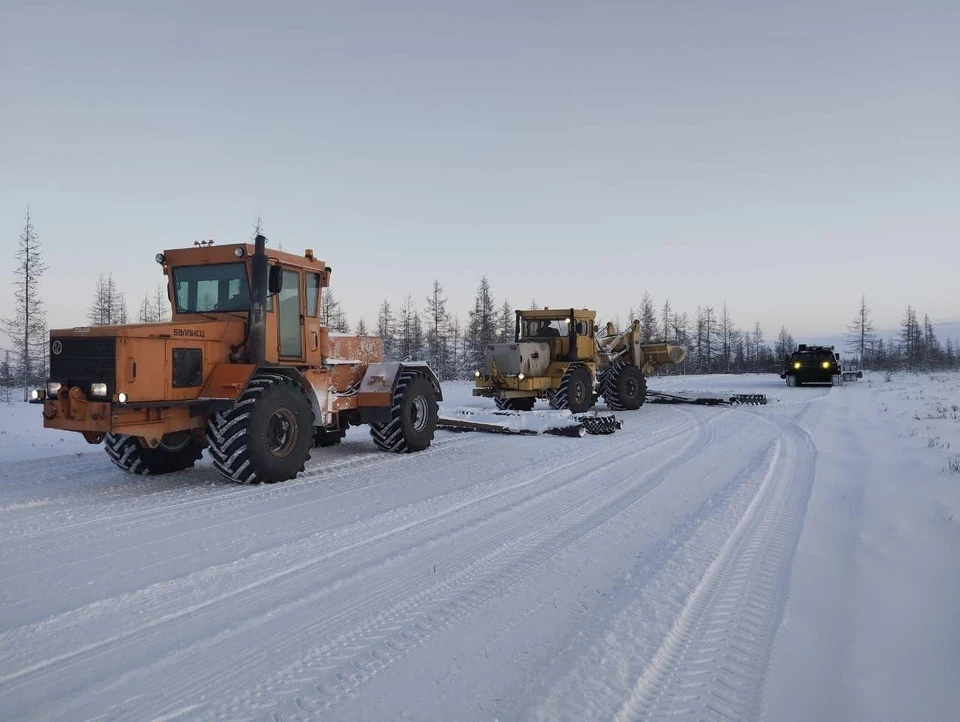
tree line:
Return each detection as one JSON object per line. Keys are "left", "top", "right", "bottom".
{"left": 3, "top": 208, "right": 958, "bottom": 400}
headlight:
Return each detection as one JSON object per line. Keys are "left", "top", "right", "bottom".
{"left": 117, "top": 392, "right": 128, "bottom": 404}
{"left": 47, "top": 382, "right": 62, "bottom": 396}
{"left": 155, "top": 253, "right": 165, "bottom": 264}
{"left": 793, "top": 362, "right": 801, "bottom": 370}
{"left": 234, "top": 246, "right": 245, "bottom": 258}
{"left": 474, "top": 370, "right": 481, "bottom": 378}
{"left": 30, "top": 389, "right": 41, "bottom": 401}
{"left": 518, "top": 373, "right": 525, "bottom": 380}
{"left": 90, "top": 383, "right": 108, "bottom": 397}
{"left": 822, "top": 361, "right": 830, "bottom": 369}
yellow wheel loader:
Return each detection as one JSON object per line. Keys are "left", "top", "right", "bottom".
{"left": 472, "top": 308, "right": 687, "bottom": 414}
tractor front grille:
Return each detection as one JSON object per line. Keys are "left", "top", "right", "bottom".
{"left": 49, "top": 336, "right": 117, "bottom": 398}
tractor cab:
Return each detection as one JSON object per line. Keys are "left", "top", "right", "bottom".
{"left": 516, "top": 308, "right": 597, "bottom": 363}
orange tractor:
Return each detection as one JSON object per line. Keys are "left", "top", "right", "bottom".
{"left": 32, "top": 235, "right": 441, "bottom": 483}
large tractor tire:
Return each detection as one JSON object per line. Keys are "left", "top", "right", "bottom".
{"left": 601, "top": 362, "right": 647, "bottom": 411}
{"left": 548, "top": 365, "right": 593, "bottom": 414}
{"left": 495, "top": 396, "right": 536, "bottom": 412}
{"left": 207, "top": 373, "right": 314, "bottom": 484}
{"left": 105, "top": 431, "right": 204, "bottom": 475}
{"left": 369, "top": 371, "right": 438, "bottom": 453}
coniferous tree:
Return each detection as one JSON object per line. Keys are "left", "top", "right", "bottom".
{"left": 467, "top": 276, "right": 496, "bottom": 371}
{"left": 701, "top": 306, "right": 716, "bottom": 372}
{"left": 425, "top": 281, "right": 451, "bottom": 378}
{"left": 396, "top": 295, "right": 421, "bottom": 360}
{"left": 752, "top": 321, "right": 765, "bottom": 373}
{"left": 138, "top": 292, "right": 155, "bottom": 323}
{"left": 639, "top": 292, "right": 659, "bottom": 343}
{"left": 1, "top": 349, "right": 13, "bottom": 402}
{"left": 377, "top": 299, "right": 396, "bottom": 361}
{"left": 3, "top": 208, "right": 47, "bottom": 399}
{"left": 153, "top": 284, "right": 171, "bottom": 321}
{"left": 321, "top": 289, "right": 349, "bottom": 332}
{"left": 87, "top": 274, "right": 127, "bottom": 326}
{"left": 498, "top": 299, "right": 514, "bottom": 343}
{"left": 922, "top": 314, "right": 939, "bottom": 369}
{"left": 355, "top": 317, "right": 369, "bottom": 336}
{"left": 845, "top": 295, "right": 876, "bottom": 369}
{"left": 900, "top": 305, "right": 922, "bottom": 369}
{"left": 718, "top": 302, "right": 739, "bottom": 373}
{"left": 660, "top": 300, "right": 672, "bottom": 346}
{"left": 775, "top": 326, "right": 795, "bottom": 366}
{"left": 449, "top": 315, "right": 463, "bottom": 377}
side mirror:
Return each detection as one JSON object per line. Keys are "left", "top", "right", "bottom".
{"left": 268, "top": 265, "right": 283, "bottom": 295}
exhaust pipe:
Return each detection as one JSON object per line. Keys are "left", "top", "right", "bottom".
{"left": 248, "top": 234, "right": 268, "bottom": 365}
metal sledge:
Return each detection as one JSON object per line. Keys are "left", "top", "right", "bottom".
{"left": 437, "top": 407, "right": 622, "bottom": 438}
{"left": 646, "top": 391, "right": 768, "bottom": 407}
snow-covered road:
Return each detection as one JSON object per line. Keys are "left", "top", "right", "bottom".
{"left": 1, "top": 374, "right": 958, "bottom": 721}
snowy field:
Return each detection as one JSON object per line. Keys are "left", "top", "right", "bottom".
{"left": 1, "top": 373, "right": 959, "bottom": 721}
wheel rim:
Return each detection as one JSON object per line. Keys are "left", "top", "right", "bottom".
{"left": 571, "top": 380, "right": 586, "bottom": 405}
{"left": 265, "top": 408, "right": 299, "bottom": 457}
{"left": 410, "top": 395, "right": 429, "bottom": 432}
{"left": 624, "top": 377, "right": 639, "bottom": 399}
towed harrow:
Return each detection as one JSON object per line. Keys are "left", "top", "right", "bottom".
{"left": 437, "top": 408, "right": 622, "bottom": 438}
{"left": 646, "top": 391, "right": 768, "bottom": 406}
{"left": 438, "top": 391, "right": 765, "bottom": 439}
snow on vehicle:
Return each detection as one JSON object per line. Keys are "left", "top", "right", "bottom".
{"left": 31, "top": 235, "right": 441, "bottom": 483}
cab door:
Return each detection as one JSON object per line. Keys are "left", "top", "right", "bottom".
{"left": 277, "top": 267, "right": 304, "bottom": 360}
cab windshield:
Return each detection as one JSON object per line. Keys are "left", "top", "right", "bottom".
{"left": 792, "top": 351, "right": 835, "bottom": 365}
{"left": 522, "top": 319, "right": 568, "bottom": 338}
{"left": 173, "top": 263, "right": 251, "bottom": 313}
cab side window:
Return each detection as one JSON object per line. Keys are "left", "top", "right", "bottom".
{"left": 306, "top": 273, "right": 321, "bottom": 317}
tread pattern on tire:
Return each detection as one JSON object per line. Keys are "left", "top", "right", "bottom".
{"left": 207, "top": 372, "right": 312, "bottom": 484}
{"left": 575, "top": 413, "right": 620, "bottom": 435}
{"left": 369, "top": 370, "right": 436, "bottom": 453}
{"left": 104, "top": 432, "right": 203, "bottom": 475}
{"left": 600, "top": 362, "right": 647, "bottom": 411}
{"left": 548, "top": 364, "right": 588, "bottom": 411}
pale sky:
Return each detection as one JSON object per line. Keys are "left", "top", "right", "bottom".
{"left": 2, "top": 0, "right": 958, "bottom": 340}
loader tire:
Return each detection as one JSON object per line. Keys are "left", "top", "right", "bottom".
{"left": 577, "top": 413, "right": 620, "bottom": 435}
{"left": 548, "top": 365, "right": 593, "bottom": 414}
{"left": 495, "top": 397, "right": 535, "bottom": 412}
{"left": 369, "top": 371, "right": 438, "bottom": 453}
{"left": 601, "top": 363, "right": 646, "bottom": 411}
{"left": 105, "top": 432, "right": 204, "bottom": 475}
{"left": 207, "top": 373, "right": 313, "bottom": 484}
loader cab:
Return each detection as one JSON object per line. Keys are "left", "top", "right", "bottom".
{"left": 516, "top": 309, "right": 597, "bottom": 362}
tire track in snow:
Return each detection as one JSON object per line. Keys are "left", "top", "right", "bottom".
{"left": 0, "top": 413, "right": 701, "bottom": 714}
{"left": 1, "top": 412, "right": 712, "bottom": 720}
{"left": 0, "top": 432, "right": 486, "bottom": 544}
{"left": 615, "top": 413, "right": 816, "bottom": 721}
{"left": 179, "top": 411, "right": 720, "bottom": 719}
{"left": 1, "top": 420, "right": 692, "bottom": 622}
